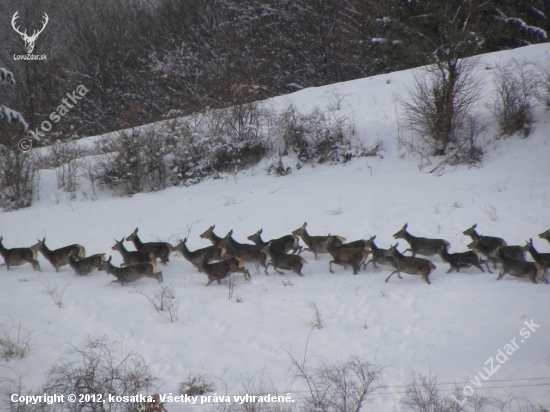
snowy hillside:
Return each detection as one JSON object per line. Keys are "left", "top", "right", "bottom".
{"left": 1, "top": 44, "right": 550, "bottom": 411}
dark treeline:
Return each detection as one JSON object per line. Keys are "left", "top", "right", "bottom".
{"left": 0, "top": 0, "right": 548, "bottom": 144}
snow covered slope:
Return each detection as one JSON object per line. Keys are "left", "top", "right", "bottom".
{"left": 1, "top": 44, "right": 550, "bottom": 411}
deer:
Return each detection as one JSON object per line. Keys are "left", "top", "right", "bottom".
{"left": 197, "top": 254, "right": 250, "bottom": 286}
{"left": 437, "top": 244, "right": 491, "bottom": 274}
{"left": 125, "top": 228, "right": 173, "bottom": 265}
{"left": 260, "top": 242, "right": 308, "bottom": 277}
{"left": 522, "top": 239, "right": 550, "bottom": 274}
{"left": 494, "top": 247, "right": 547, "bottom": 284}
{"left": 112, "top": 238, "right": 156, "bottom": 267}
{"left": 383, "top": 243, "right": 436, "bottom": 284}
{"left": 11, "top": 11, "right": 49, "bottom": 54}
{"left": 462, "top": 224, "right": 509, "bottom": 269}
{"left": 68, "top": 251, "right": 106, "bottom": 276}
{"left": 218, "top": 230, "right": 267, "bottom": 272}
{"left": 247, "top": 229, "right": 302, "bottom": 255}
{"left": 0, "top": 236, "right": 40, "bottom": 271}
{"left": 539, "top": 228, "right": 550, "bottom": 245}
{"left": 34, "top": 237, "right": 85, "bottom": 272}
{"left": 481, "top": 242, "right": 525, "bottom": 269}
{"left": 173, "top": 237, "right": 222, "bottom": 270}
{"left": 98, "top": 255, "right": 163, "bottom": 286}
{"left": 291, "top": 222, "right": 345, "bottom": 260}
{"left": 200, "top": 225, "right": 225, "bottom": 247}
{"left": 363, "top": 236, "right": 397, "bottom": 270}
{"left": 326, "top": 236, "right": 368, "bottom": 275}
{"left": 393, "top": 224, "right": 449, "bottom": 257}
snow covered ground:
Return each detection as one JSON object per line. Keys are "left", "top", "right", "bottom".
{"left": 1, "top": 43, "right": 550, "bottom": 411}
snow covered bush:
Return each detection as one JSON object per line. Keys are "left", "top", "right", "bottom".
{"left": 38, "top": 336, "right": 161, "bottom": 412}
{"left": 489, "top": 59, "right": 537, "bottom": 138}
{"left": 97, "top": 127, "right": 173, "bottom": 196}
{"left": 0, "top": 148, "right": 38, "bottom": 211}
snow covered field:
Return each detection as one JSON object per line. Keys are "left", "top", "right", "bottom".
{"left": 1, "top": 44, "right": 550, "bottom": 411}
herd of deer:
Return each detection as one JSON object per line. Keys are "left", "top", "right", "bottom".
{"left": 1, "top": 224, "right": 549, "bottom": 287}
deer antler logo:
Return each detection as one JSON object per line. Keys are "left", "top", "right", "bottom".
{"left": 11, "top": 11, "right": 49, "bottom": 54}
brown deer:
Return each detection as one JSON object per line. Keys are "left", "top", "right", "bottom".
{"left": 393, "top": 224, "right": 449, "bottom": 257}
{"left": 218, "top": 230, "right": 267, "bottom": 272}
{"left": 291, "top": 222, "right": 345, "bottom": 260}
{"left": 522, "top": 239, "right": 550, "bottom": 274}
{"left": 437, "top": 244, "right": 491, "bottom": 273}
{"left": 494, "top": 247, "right": 547, "bottom": 284}
{"left": 260, "top": 242, "right": 308, "bottom": 277}
{"left": 326, "top": 236, "right": 368, "bottom": 275}
{"left": 68, "top": 252, "right": 106, "bottom": 276}
{"left": 98, "top": 255, "right": 163, "bottom": 285}
{"left": 199, "top": 225, "right": 225, "bottom": 247}
{"left": 197, "top": 255, "right": 250, "bottom": 286}
{"left": 173, "top": 237, "right": 222, "bottom": 270}
{"left": 125, "top": 228, "right": 173, "bottom": 265}
{"left": 34, "top": 238, "right": 85, "bottom": 272}
{"left": 463, "top": 224, "right": 508, "bottom": 269}
{"left": 383, "top": 243, "right": 436, "bottom": 284}
{"left": 539, "top": 228, "right": 550, "bottom": 245}
{"left": 247, "top": 229, "right": 302, "bottom": 255}
{"left": 112, "top": 238, "right": 156, "bottom": 267}
{"left": 0, "top": 236, "right": 40, "bottom": 271}
{"left": 363, "top": 236, "right": 397, "bottom": 270}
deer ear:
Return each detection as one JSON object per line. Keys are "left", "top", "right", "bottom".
{"left": 372, "top": 235, "right": 376, "bottom": 240}
{"left": 211, "top": 225, "right": 215, "bottom": 230}
{"left": 303, "top": 222, "right": 307, "bottom": 227}
{"left": 473, "top": 223, "right": 477, "bottom": 228}
{"left": 403, "top": 224, "right": 408, "bottom": 229}
{"left": 229, "top": 229, "right": 233, "bottom": 235}
{"left": 259, "top": 229, "right": 263, "bottom": 234}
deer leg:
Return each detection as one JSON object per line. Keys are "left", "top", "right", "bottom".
{"left": 402, "top": 248, "right": 412, "bottom": 255}
{"left": 329, "top": 261, "right": 335, "bottom": 274}
{"left": 244, "top": 268, "right": 251, "bottom": 281}
{"left": 423, "top": 274, "right": 431, "bottom": 285}
{"left": 385, "top": 271, "right": 397, "bottom": 283}
{"left": 472, "top": 262, "right": 485, "bottom": 273}
{"left": 205, "top": 279, "right": 213, "bottom": 286}
{"left": 273, "top": 266, "right": 284, "bottom": 274}
{"left": 353, "top": 263, "right": 359, "bottom": 275}
{"left": 496, "top": 269, "right": 505, "bottom": 280}
{"left": 446, "top": 266, "right": 454, "bottom": 274}
{"left": 528, "top": 272, "right": 538, "bottom": 284}
{"left": 294, "top": 265, "right": 304, "bottom": 277}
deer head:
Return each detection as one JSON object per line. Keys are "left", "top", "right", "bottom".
{"left": 12, "top": 11, "right": 49, "bottom": 54}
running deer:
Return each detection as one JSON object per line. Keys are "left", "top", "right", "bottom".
{"left": 393, "top": 224, "right": 449, "bottom": 257}
{"left": 539, "top": 228, "right": 550, "bottom": 245}
{"left": 200, "top": 225, "right": 225, "bottom": 247}
{"left": 260, "top": 242, "right": 308, "bottom": 277}
{"left": 34, "top": 238, "right": 85, "bottom": 272}
{"left": 218, "top": 230, "right": 267, "bottom": 272}
{"left": 326, "top": 236, "right": 368, "bottom": 275}
{"left": 463, "top": 224, "right": 508, "bottom": 268}
{"left": 247, "top": 229, "right": 302, "bottom": 255}
{"left": 383, "top": 243, "right": 436, "bottom": 284}
{"left": 291, "top": 222, "right": 345, "bottom": 260}
{"left": 112, "top": 238, "right": 156, "bottom": 267}
{"left": 522, "top": 239, "right": 550, "bottom": 274}
{"left": 173, "top": 237, "right": 222, "bottom": 269}
{"left": 197, "top": 255, "right": 250, "bottom": 286}
{"left": 494, "top": 247, "right": 547, "bottom": 284}
{"left": 68, "top": 252, "right": 106, "bottom": 276}
{"left": 98, "top": 255, "right": 163, "bottom": 285}
{"left": 125, "top": 228, "right": 173, "bottom": 265}
{"left": 437, "top": 244, "right": 491, "bottom": 273}
{"left": 363, "top": 236, "right": 397, "bottom": 270}
{"left": 0, "top": 236, "right": 40, "bottom": 271}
